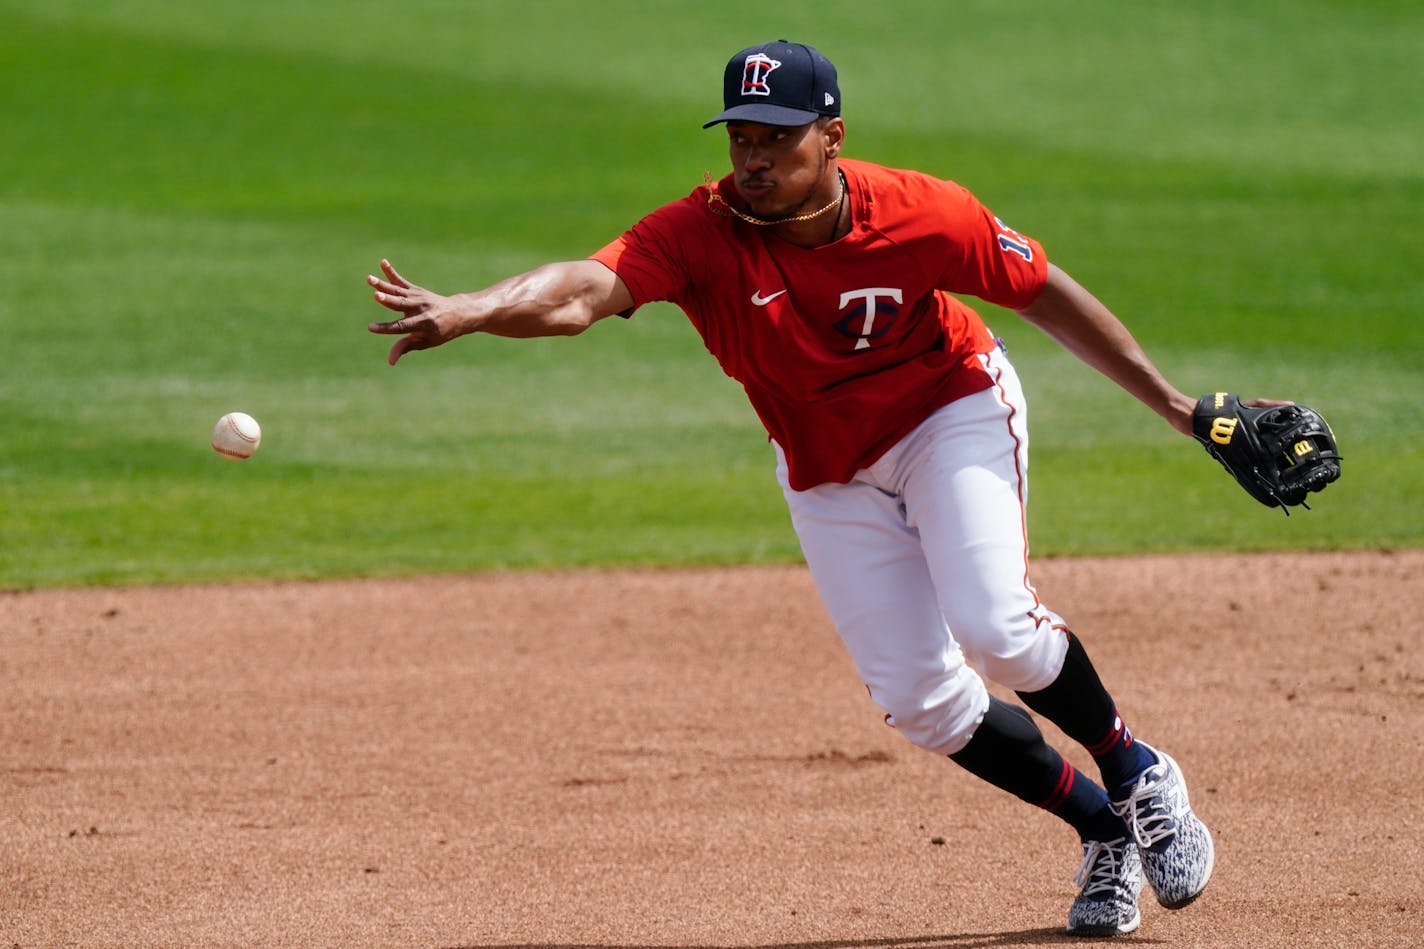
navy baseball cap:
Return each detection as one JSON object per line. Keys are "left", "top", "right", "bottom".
{"left": 703, "top": 40, "right": 840, "bottom": 128}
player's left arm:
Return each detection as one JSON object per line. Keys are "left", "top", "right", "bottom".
{"left": 1015, "top": 263, "right": 1200, "bottom": 435}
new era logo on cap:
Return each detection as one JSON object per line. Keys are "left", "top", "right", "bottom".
{"left": 704, "top": 40, "right": 841, "bottom": 128}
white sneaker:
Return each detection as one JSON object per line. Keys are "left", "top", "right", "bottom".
{"left": 1066, "top": 836, "right": 1142, "bottom": 936}
{"left": 1110, "top": 742, "right": 1215, "bottom": 909}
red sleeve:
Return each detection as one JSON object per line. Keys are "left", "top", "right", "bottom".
{"left": 589, "top": 193, "right": 706, "bottom": 316}
{"left": 929, "top": 179, "right": 1048, "bottom": 310}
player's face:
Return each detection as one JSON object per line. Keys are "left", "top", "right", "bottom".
{"left": 726, "top": 119, "right": 841, "bottom": 220}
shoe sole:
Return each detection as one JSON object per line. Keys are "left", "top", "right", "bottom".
{"left": 1066, "top": 908, "right": 1142, "bottom": 937}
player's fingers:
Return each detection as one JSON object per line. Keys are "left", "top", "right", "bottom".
{"left": 366, "top": 274, "right": 407, "bottom": 296}
{"left": 367, "top": 316, "right": 415, "bottom": 335}
{"left": 370, "top": 288, "right": 428, "bottom": 314}
{"left": 1245, "top": 398, "right": 1294, "bottom": 408}
{"left": 368, "top": 282, "right": 417, "bottom": 306}
{"left": 367, "top": 275, "right": 407, "bottom": 297}
{"left": 387, "top": 336, "right": 423, "bottom": 366}
{"left": 381, "top": 258, "right": 414, "bottom": 289}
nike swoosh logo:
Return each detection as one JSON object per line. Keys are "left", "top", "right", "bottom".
{"left": 751, "top": 289, "right": 787, "bottom": 307}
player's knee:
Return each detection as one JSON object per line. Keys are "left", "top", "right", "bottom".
{"left": 960, "top": 613, "right": 1070, "bottom": 693}
{"left": 875, "top": 665, "right": 989, "bottom": 756}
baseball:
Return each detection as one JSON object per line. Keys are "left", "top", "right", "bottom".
{"left": 211, "top": 412, "right": 262, "bottom": 460}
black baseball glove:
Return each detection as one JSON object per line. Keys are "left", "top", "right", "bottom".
{"left": 1191, "top": 393, "right": 1341, "bottom": 513}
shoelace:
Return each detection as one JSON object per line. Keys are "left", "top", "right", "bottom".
{"left": 1116, "top": 767, "right": 1179, "bottom": 849}
{"left": 1074, "top": 839, "right": 1131, "bottom": 897}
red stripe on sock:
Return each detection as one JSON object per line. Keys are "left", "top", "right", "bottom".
{"left": 1036, "top": 758, "right": 1075, "bottom": 811}
{"left": 1085, "top": 714, "right": 1126, "bottom": 757}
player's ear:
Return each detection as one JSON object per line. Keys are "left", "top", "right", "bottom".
{"left": 820, "top": 117, "right": 844, "bottom": 158}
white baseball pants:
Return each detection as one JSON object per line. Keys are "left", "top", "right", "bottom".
{"left": 774, "top": 346, "right": 1070, "bottom": 756}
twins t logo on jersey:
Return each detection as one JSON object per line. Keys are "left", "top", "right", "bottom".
{"left": 834, "top": 287, "right": 903, "bottom": 351}
{"left": 741, "top": 54, "right": 781, "bottom": 97}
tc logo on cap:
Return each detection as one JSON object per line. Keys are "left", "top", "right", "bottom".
{"left": 741, "top": 53, "right": 781, "bottom": 97}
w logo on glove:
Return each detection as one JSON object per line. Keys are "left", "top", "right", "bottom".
{"left": 1192, "top": 393, "right": 1342, "bottom": 513}
{"left": 1207, "top": 416, "right": 1238, "bottom": 445}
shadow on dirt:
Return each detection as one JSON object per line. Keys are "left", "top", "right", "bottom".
{"left": 442, "top": 930, "right": 1165, "bottom": 949}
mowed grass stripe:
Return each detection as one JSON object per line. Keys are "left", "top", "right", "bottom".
{"left": 1, "top": 2, "right": 1419, "bottom": 587}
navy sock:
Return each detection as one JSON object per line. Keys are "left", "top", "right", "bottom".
{"left": 950, "top": 696, "right": 1126, "bottom": 842}
{"left": 1083, "top": 705, "right": 1157, "bottom": 797}
{"left": 1016, "top": 632, "right": 1155, "bottom": 795}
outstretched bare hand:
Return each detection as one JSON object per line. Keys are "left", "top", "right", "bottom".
{"left": 366, "top": 259, "right": 465, "bottom": 366}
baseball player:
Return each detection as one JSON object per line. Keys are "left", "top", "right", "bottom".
{"left": 367, "top": 40, "right": 1218, "bottom": 936}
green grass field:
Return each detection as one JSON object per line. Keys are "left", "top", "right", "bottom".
{"left": 2, "top": 1, "right": 1420, "bottom": 588}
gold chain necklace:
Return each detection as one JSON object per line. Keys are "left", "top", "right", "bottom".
{"left": 704, "top": 171, "right": 846, "bottom": 226}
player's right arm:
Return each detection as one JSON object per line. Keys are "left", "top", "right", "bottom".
{"left": 366, "top": 258, "right": 634, "bottom": 366}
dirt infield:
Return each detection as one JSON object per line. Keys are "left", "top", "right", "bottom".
{"left": 3, "top": 551, "right": 1420, "bottom": 947}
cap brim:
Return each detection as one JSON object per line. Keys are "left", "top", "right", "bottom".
{"left": 702, "top": 103, "right": 824, "bottom": 129}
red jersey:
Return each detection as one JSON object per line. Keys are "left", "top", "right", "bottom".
{"left": 590, "top": 158, "right": 1048, "bottom": 490}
